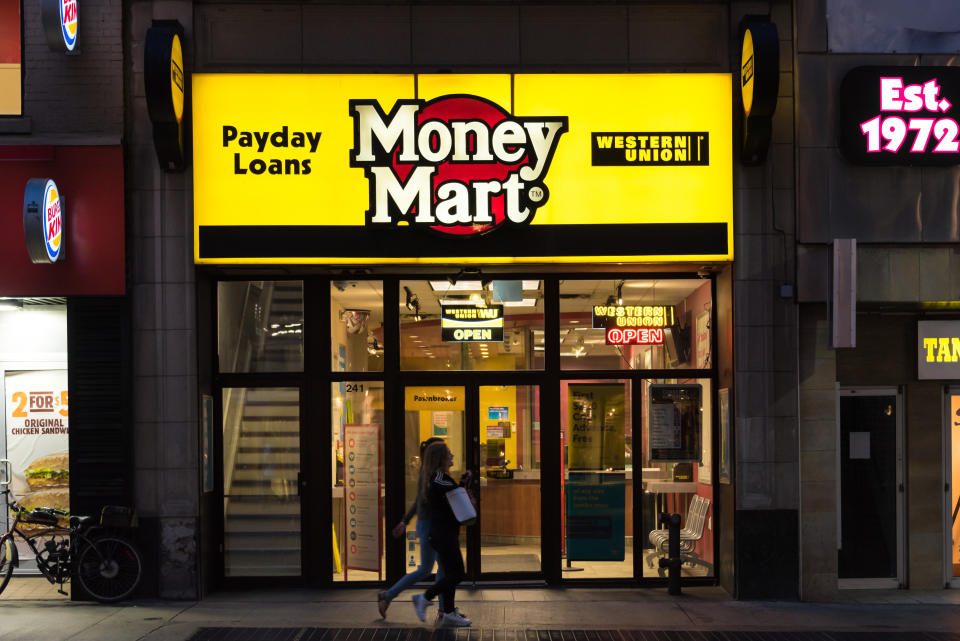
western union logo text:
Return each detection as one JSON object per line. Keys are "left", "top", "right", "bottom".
{"left": 591, "top": 132, "right": 709, "bottom": 166}
{"left": 923, "top": 337, "right": 960, "bottom": 362}
{"left": 445, "top": 308, "right": 501, "bottom": 320}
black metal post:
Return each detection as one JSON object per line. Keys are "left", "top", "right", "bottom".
{"left": 658, "top": 512, "right": 682, "bottom": 595}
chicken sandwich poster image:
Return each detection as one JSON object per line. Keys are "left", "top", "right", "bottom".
{"left": 5, "top": 370, "right": 70, "bottom": 524}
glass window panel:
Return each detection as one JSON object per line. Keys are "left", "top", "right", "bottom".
{"left": 332, "top": 381, "right": 385, "bottom": 581}
{"left": 559, "top": 279, "right": 712, "bottom": 371}
{"left": 480, "top": 385, "right": 541, "bottom": 573}
{"left": 218, "top": 281, "right": 303, "bottom": 373}
{"left": 331, "top": 280, "right": 384, "bottom": 373}
{"left": 0, "top": 0, "right": 22, "bottom": 116}
{"left": 222, "top": 387, "right": 301, "bottom": 577}
{"left": 560, "top": 380, "right": 632, "bottom": 577}
{"left": 640, "top": 377, "right": 715, "bottom": 578}
{"left": 951, "top": 393, "right": 960, "bottom": 580}
{"left": 400, "top": 280, "right": 544, "bottom": 371}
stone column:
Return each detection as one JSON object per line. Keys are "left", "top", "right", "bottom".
{"left": 126, "top": 0, "right": 199, "bottom": 600}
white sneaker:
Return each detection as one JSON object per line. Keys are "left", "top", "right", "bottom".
{"left": 441, "top": 610, "right": 472, "bottom": 627}
{"left": 436, "top": 607, "right": 469, "bottom": 624}
{"left": 412, "top": 594, "right": 432, "bottom": 622}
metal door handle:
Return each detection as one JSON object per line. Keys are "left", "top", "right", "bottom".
{"left": 0, "top": 459, "right": 10, "bottom": 486}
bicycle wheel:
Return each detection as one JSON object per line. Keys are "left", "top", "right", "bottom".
{"left": 76, "top": 536, "right": 142, "bottom": 603}
{"left": 0, "top": 536, "right": 14, "bottom": 596}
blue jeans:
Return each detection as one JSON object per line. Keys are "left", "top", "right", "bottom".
{"left": 383, "top": 518, "right": 446, "bottom": 609}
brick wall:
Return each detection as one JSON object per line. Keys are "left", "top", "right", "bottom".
{"left": 12, "top": 0, "right": 122, "bottom": 138}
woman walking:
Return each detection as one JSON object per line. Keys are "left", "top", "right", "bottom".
{"left": 412, "top": 441, "right": 472, "bottom": 627}
{"left": 377, "top": 437, "right": 447, "bottom": 618}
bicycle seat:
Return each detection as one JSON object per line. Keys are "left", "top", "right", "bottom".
{"left": 70, "top": 515, "right": 93, "bottom": 528}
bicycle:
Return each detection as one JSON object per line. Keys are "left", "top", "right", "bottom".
{"left": 0, "top": 487, "right": 143, "bottom": 602}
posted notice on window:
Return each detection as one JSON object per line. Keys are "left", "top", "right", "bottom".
{"left": 343, "top": 423, "right": 381, "bottom": 573}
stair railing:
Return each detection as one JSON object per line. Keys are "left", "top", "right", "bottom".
{"left": 222, "top": 281, "right": 274, "bottom": 498}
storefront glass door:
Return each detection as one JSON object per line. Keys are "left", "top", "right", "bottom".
{"left": 402, "top": 385, "right": 468, "bottom": 575}
{"left": 401, "top": 383, "right": 543, "bottom": 579}
{"left": 560, "top": 379, "right": 633, "bottom": 577}
{"left": 332, "top": 382, "right": 386, "bottom": 582}
{"left": 221, "top": 386, "right": 302, "bottom": 577}
{"left": 838, "top": 388, "right": 903, "bottom": 587}
{"left": 478, "top": 385, "right": 541, "bottom": 574}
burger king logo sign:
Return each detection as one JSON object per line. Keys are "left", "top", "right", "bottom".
{"left": 350, "top": 95, "right": 567, "bottom": 235}
{"left": 60, "top": 0, "right": 78, "bottom": 50}
{"left": 23, "top": 178, "right": 65, "bottom": 264}
{"left": 41, "top": 0, "right": 78, "bottom": 53}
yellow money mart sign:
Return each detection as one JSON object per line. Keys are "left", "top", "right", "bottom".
{"left": 192, "top": 74, "right": 733, "bottom": 264}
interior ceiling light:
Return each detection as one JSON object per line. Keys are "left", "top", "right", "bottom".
{"left": 502, "top": 299, "right": 538, "bottom": 307}
{"left": 522, "top": 280, "right": 540, "bottom": 290}
{"left": 429, "top": 280, "right": 484, "bottom": 292}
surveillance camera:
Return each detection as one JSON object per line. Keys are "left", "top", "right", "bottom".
{"left": 333, "top": 280, "right": 356, "bottom": 291}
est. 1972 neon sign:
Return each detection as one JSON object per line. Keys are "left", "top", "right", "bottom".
{"left": 839, "top": 66, "right": 960, "bottom": 166}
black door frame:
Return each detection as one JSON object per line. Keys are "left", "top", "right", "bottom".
{"left": 836, "top": 386, "right": 904, "bottom": 588}
{"left": 209, "top": 272, "right": 721, "bottom": 589}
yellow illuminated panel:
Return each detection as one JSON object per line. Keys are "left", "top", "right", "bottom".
{"left": 193, "top": 73, "right": 413, "bottom": 231}
{"left": 193, "top": 73, "right": 733, "bottom": 264}
{"left": 418, "top": 74, "right": 510, "bottom": 107}
{"left": 0, "top": 65, "right": 19, "bottom": 115}
{"left": 405, "top": 386, "right": 464, "bottom": 412}
{"left": 922, "top": 337, "right": 960, "bottom": 362}
{"left": 513, "top": 74, "right": 732, "bottom": 233}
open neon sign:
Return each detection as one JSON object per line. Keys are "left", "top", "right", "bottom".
{"left": 606, "top": 327, "right": 664, "bottom": 345}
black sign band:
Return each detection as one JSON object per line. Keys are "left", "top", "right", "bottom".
{"left": 839, "top": 66, "right": 960, "bottom": 166}
{"left": 198, "top": 222, "right": 728, "bottom": 260}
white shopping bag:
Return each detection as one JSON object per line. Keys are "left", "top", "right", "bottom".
{"left": 445, "top": 487, "right": 477, "bottom": 525}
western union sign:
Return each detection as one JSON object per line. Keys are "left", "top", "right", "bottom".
{"left": 192, "top": 73, "right": 733, "bottom": 265}
{"left": 441, "top": 305, "right": 504, "bottom": 342}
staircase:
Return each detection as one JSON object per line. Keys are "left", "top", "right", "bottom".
{"left": 254, "top": 282, "right": 304, "bottom": 372}
{"left": 224, "top": 387, "right": 301, "bottom": 577}
{"left": 222, "top": 281, "right": 304, "bottom": 577}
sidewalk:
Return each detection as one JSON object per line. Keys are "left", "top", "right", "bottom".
{"left": 2, "top": 577, "right": 960, "bottom": 641}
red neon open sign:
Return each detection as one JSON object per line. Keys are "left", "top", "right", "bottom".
{"left": 606, "top": 327, "right": 664, "bottom": 345}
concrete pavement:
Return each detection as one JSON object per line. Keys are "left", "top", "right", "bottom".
{"left": 2, "top": 578, "right": 960, "bottom": 641}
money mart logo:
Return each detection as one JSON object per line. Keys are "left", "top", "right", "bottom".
{"left": 350, "top": 95, "right": 567, "bottom": 236}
